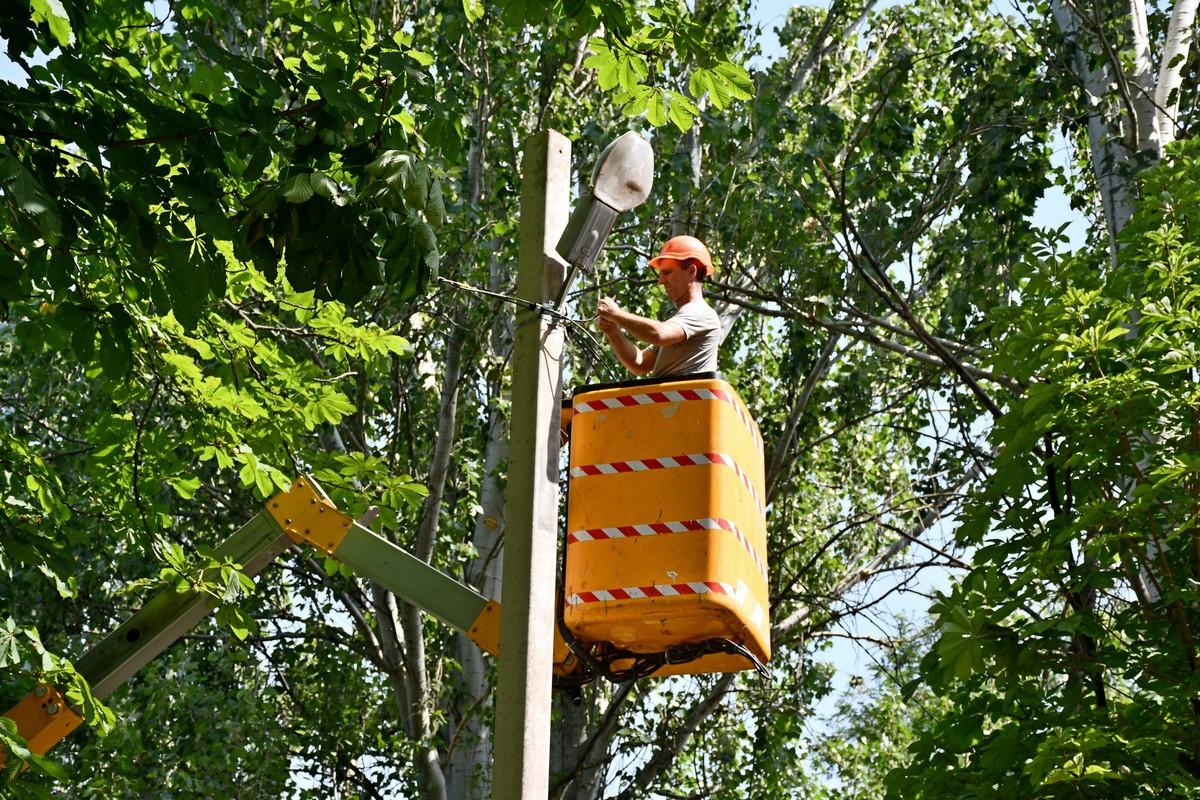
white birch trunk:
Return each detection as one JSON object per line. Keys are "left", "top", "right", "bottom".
{"left": 1157, "top": 0, "right": 1199, "bottom": 146}
{"left": 1050, "top": 0, "right": 1138, "bottom": 254}
{"left": 402, "top": 596, "right": 449, "bottom": 800}
{"left": 377, "top": 326, "right": 467, "bottom": 800}
{"left": 443, "top": 65, "right": 507, "bottom": 796}
{"left": 446, "top": 246, "right": 512, "bottom": 798}
{"left": 1127, "top": 0, "right": 1162, "bottom": 154}
{"left": 551, "top": 684, "right": 631, "bottom": 800}
{"left": 447, "top": 387, "right": 507, "bottom": 799}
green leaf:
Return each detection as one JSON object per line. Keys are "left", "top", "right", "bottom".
{"left": 24, "top": 750, "right": 69, "bottom": 781}
{"left": 168, "top": 475, "right": 202, "bottom": 499}
{"left": 462, "top": 0, "right": 484, "bottom": 22}
{"left": 425, "top": 178, "right": 445, "bottom": 227}
{"left": 308, "top": 171, "right": 343, "bottom": 205}
{"left": 159, "top": 541, "right": 189, "bottom": 574}
{"left": 688, "top": 69, "right": 713, "bottom": 105}
{"left": 97, "top": 327, "right": 133, "bottom": 379}
{"left": 713, "top": 61, "right": 754, "bottom": 100}
{"left": 646, "top": 90, "right": 668, "bottom": 127}
{"left": 307, "top": 390, "right": 355, "bottom": 424}
{"left": 282, "top": 173, "right": 315, "bottom": 204}
{"left": 403, "top": 160, "right": 429, "bottom": 212}
{"left": 408, "top": 49, "right": 435, "bottom": 67}
{"left": 666, "top": 90, "right": 699, "bottom": 131}
{"left": 37, "top": 565, "right": 77, "bottom": 599}
{"left": 214, "top": 605, "right": 254, "bottom": 641}
{"left": 30, "top": 0, "right": 75, "bottom": 47}
{"left": 70, "top": 319, "right": 96, "bottom": 363}
{"left": 413, "top": 219, "right": 439, "bottom": 279}
{"left": 0, "top": 619, "right": 19, "bottom": 667}
{"left": 365, "top": 149, "right": 411, "bottom": 178}
{"left": 585, "top": 38, "right": 620, "bottom": 91}
{"left": 0, "top": 144, "right": 61, "bottom": 239}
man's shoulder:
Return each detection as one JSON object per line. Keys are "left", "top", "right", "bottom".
{"left": 674, "top": 298, "right": 717, "bottom": 317}
{"left": 672, "top": 299, "right": 719, "bottom": 327}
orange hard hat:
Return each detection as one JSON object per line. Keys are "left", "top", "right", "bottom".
{"left": 649, "top": 235, "right": 714, "bottom": 277}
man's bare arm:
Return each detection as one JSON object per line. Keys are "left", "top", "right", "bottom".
{"left": 597, "top": 297, "right": 686, "bottom": 347}
{"left": 597, "top": 317, "right": 658, "bottom": 374}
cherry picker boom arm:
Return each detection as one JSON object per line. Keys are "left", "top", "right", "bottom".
{"left": 2, "top": 476, "right": 507, "bottom": 761}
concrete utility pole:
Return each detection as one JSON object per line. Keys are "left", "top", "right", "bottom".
{"left": 491, "top": 129, "right": 572, "bottom": 800}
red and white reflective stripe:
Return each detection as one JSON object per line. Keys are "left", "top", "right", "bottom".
{"left": 567, "top": 518, "right": 767, "bottom": 579}
{"left": 573, "top": 388, "right": 732, "bottom": 414}
{"left": 565, "top": 580, "right": 736, "bottom": 606}
{"left": 573, "top": 388, "right": 762, "bottom": 453}
{"left": 570, "top": 452, "right": 764, "bottom": 516}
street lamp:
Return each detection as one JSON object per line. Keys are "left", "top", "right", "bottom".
{"left": 556, "top": 131, "right": 654, "bottom": 271}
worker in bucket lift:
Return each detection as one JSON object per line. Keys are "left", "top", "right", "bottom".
{"left": 596, "top": 234, "right": 721, "bottom": 378}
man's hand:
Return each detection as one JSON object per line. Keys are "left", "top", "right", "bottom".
{"left": 596, "top": 295, "right": 685, "bottom": 349}
{"left": 594, "top": 295, "right": 663, "bottom": 375}
{"left": 597, "top": 296, "right": 624, "bottom": 336}
{"left": 597, "top": 296, "right": 623, "bottom": 322}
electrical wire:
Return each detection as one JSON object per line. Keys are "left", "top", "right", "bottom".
{"left": 437, "top": 275, "right": 621, "bottom": 383}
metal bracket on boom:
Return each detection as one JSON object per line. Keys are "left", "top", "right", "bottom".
{"left": 468, "top": 600, "right": 502, "bottom": 659}
{"left": 266, "top": 476, "right": 353, "bottom": 555}
{"left": 3, "top": 684, "right": 83, "bottom": 757}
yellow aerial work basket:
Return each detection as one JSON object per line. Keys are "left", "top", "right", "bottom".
{"left": 563, "top": 373, "right": 770, "bottom": 679}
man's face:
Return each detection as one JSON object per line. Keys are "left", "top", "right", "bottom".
{"left": 656, "top": 260, "right": 695, "bottom": 306}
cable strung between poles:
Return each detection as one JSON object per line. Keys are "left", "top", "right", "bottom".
{"left": 437, "top": 276, "right": 621, "bottom": 383}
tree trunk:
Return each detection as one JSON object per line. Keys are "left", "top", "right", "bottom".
{"left": 446, "top": 246, "right": 511, "bottom": 797}
{"left": 1127, "top": 0, "right": 1162, "bottom": 155}
{"left": 447, "top": 382, "right": 507, "bottom": 798}
{"left": 1050, "top": 0, "right": 1139, "bottom": 255}
{"left": 551, "top": 682, "right": 635, "bottom": 800}
{"left": 1156, "top": 0, "right": 1199, "bottom": 146}
{"left": 401, "top": 326, "right": 466, "bottom": 799}
{"left": 444, "top": 59, "right": 505, "bottom": 798}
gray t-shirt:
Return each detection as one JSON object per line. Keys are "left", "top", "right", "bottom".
{"left": 651, "top": 299, "right": 721, "bottom": 378}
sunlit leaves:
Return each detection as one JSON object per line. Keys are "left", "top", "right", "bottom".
{"left": 29, "top": 0, "right": 74, "bottom": 47}
{"left": 304, "top": 390, "right": 356, "bottom": 427}
{"left": 461, "top": 0, "right": 485, "bottom": 23}
{"left": 587, "top": 37, "right": 649, "bottom": 92}
{"left": 894, "top": 141, "right": 1200, "bottom": 798}
{"left": 166, "top": 475, "right": 202, "bottom": 500}
{"left": 586, "top": 36, "right": 752, "bottom": 130}
{"left": 688, "top": 63, "right": 753, "bottom": 110}
{"left": 309, "top": 455, "right": 429, "bottom": 531}
{"left": 0, "top": 619, "right": 21, "bottom": 670}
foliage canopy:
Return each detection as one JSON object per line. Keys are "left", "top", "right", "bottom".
{"left": 2, "top": 0, "right": 1198, "bottom": 797}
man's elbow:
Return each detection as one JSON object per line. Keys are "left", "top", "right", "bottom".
{"left": 626, "top": 349, "right": 654, "bottom": 375}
